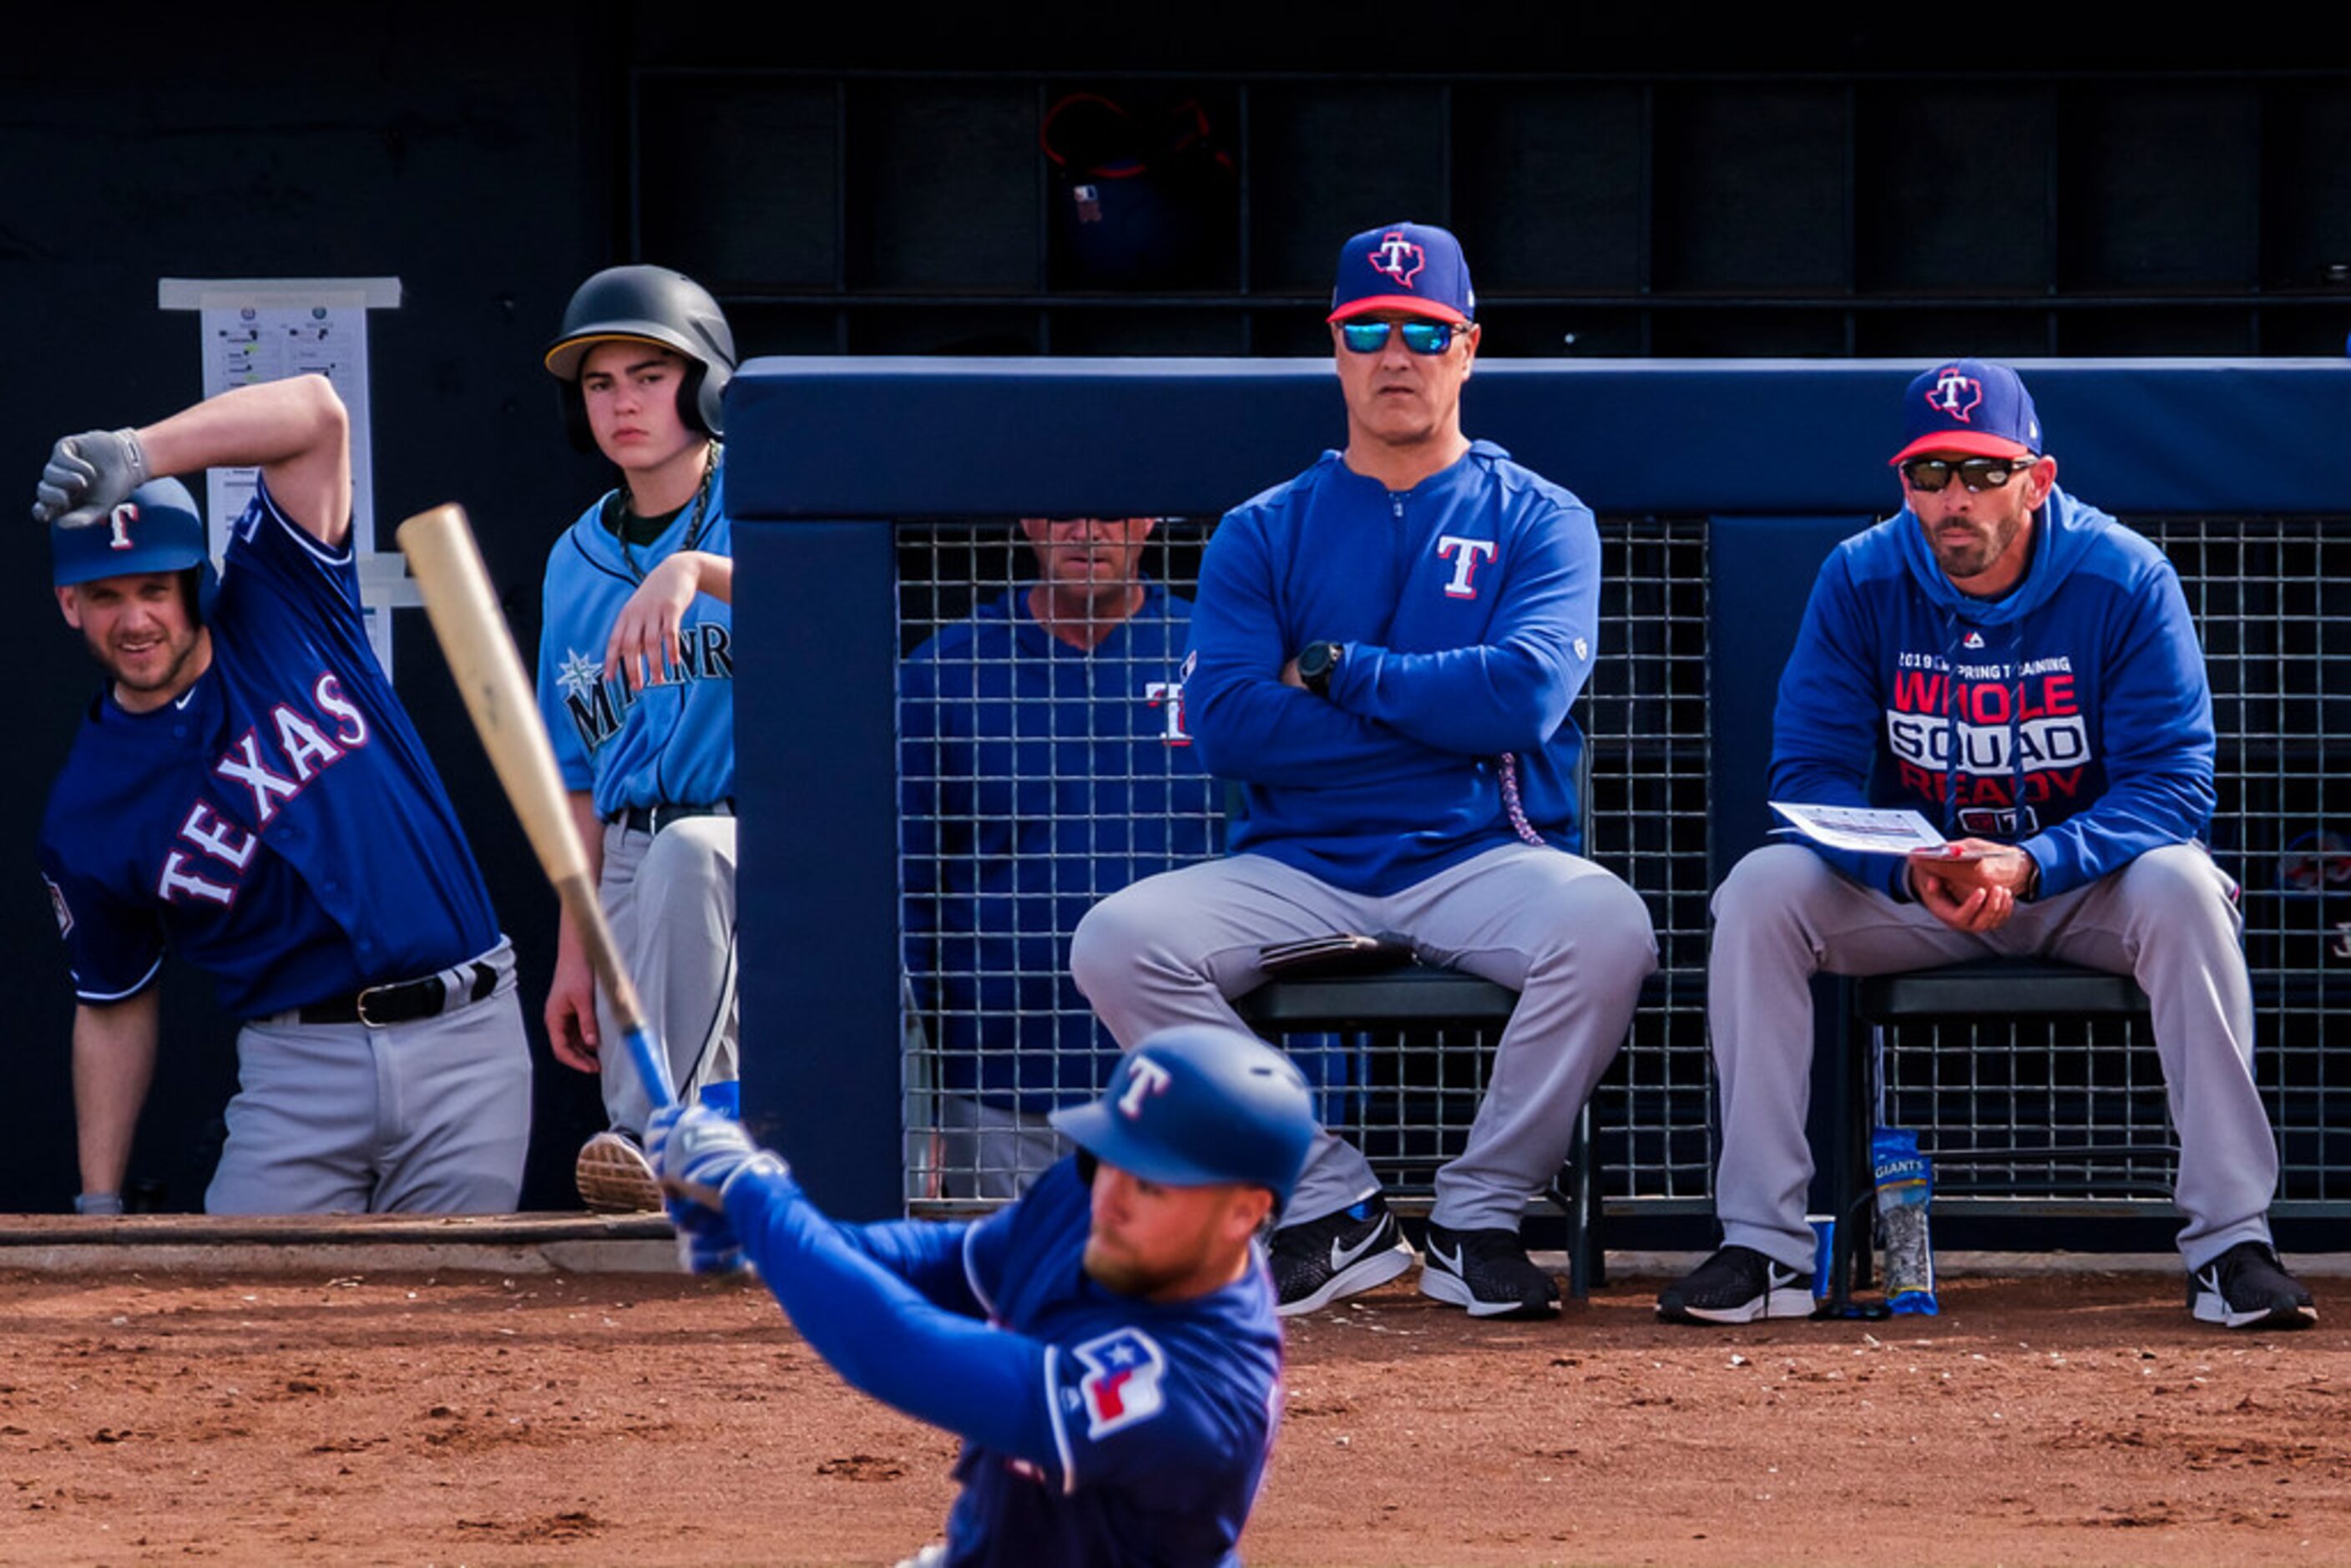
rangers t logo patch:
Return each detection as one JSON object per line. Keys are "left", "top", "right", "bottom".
{"left": 1368, "top": 230, "right": 1425, "bottom": 290}
{"left": 1433, "top": 535, "right": 1498, "bottom": 599}
{"left": 1927, "top": 368, "right": 1984, "bottom": 423}
{"left": 1074, "top": 1328, "right": 1169, "bottom": 1439}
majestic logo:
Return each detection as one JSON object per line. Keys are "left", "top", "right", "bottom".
{"left": 1927, "top": 369, "right": 1984, "bottom": 423}
{"left": 1368, "top": 230, "right": 1425, "bottom": 290}
{"left": 557, "top": 626, "right": 733, "bottom": 756}
{"left": 1961, "top": 630, "right": 1985, "bottom": 650}
{"left": 1117, "top": 1055, "right": 1174, "bottom": 1118}
{"left": 1074, "top": 1328, "right": 1169, "bottom": 1439}
{"left": 1433, "top": 535, "right": 1498, "bottom": 599}
{"left": 43, "top": 874, "right": 73, "bottom": 937}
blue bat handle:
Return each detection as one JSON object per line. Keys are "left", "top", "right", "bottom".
{"left": 622, "top": 1023, "right": 675, "bottom": 1110}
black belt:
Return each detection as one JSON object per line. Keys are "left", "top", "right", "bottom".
{"left": 616, "top": 801, "right": 735, "bottom": 835}
{"left": 299, "top": 959, "right": 499, "bottom": 1028}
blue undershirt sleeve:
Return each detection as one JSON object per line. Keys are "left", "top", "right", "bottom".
{"left": 724, "top": 1162, "right": 1063, "bottom": 1467}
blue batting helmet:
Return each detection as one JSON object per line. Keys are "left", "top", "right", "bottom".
{"left": 545, "top": 264, "right": 737, "bottom": 451}
{"left": 51, "top": 478, "right": 207, "bottom": 589}
{"left": 1050, "top": 1025, "right": 1317, "bottom": 1211}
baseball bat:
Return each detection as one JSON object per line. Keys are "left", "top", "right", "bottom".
{"left": 395, "top": 503, "right": 675, "bottom": 1111}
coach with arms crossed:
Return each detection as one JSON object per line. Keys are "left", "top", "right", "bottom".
{"left": 1072, "top": 222, "right": 1656, "bottom": 1318}
{"left": 34, "top": 377, "right": 531, "bottom": 1215}
{"left": 1659, "top": 359, "right": 2314, "bottom": 1331}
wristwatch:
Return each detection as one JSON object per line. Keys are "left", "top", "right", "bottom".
{"left": 1296, "top": 640, "right": 1344, "bottom": 697}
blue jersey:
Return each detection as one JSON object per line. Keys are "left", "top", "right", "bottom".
{"left": 727, "top": 1156, "right": 1283, "bottom": 1568}
{"left": 536, "top": 462, "right": 735, "bottom": 819}
{"left": 1185, "top": 441, "right": 1600, "bottom": 894}
{"left": 39, "top": 479, "right": 503, "bottom": 1018}
{"left": 901, "top": 584, "right": 1216, "bottom": 1107}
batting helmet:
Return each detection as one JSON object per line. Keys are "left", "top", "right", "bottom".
{"left": 1049, "top": 1024, "right": 1317, "bottom": 1211}
{"left": 51, "top": 478, "right": 207, "bottom": 589}
{"left": 544, "top": 265, "right": 737, "bottom": 451}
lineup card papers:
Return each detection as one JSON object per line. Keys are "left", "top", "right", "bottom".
{"left": 1768, "top": 802, "right": 1983, "bottom": 858}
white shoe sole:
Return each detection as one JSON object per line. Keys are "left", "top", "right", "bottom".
{"left": 1659, "top": 1284, "right": 1817, "bottom": 1325}
{"left": 1418, "top": 1267, "right": 1561, "bottom": 1318}
{"left": 1276, "top": 1242, "right": 1414, "bottom": 1317}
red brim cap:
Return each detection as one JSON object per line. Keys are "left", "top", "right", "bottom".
{"left": 1327, "top": 293, "right": 1472, "bottom": 327}
{"left": 1889, "top": 429, "right": 2036, "bottom": 465}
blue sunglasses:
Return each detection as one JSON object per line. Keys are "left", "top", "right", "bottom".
{"left": 1340, "top": 320, "right": 1459, "bottom": 355}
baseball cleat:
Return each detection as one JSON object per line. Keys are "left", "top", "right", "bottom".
{"left": 1656, "top": 1245, "right": 1815, "bottom": 1324}
{"left": 1269, "top": 1196, "right": 1415, "bottom": 1316}
{"left": 576, "top": 1130, "right": 664, "bottom": 1214}
{"left": 2189, "top": 1241, "right": 2317, "bottom": 1330}
{"left": 1418, "top": 1222, "right": 1560, "bottom": 1318}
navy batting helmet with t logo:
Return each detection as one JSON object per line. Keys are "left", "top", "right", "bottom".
{"left": 51, "top": 478, "right": 208, "bottom": 589}
{"left": 1050, "top": 1024, "right": 1317, "bottom": 1211}
{"left": 545, "top": 264, "right": 738, "bottom": 452}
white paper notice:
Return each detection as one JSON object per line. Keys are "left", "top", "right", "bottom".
{"left": 1769, "top": 802, "right": 1955, "bottom": 857}
{"left": 160, "top": 277, "right": 403, "bottom": 670}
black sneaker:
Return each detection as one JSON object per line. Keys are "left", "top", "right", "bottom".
{"left": 1268, "top": 1196, "right": 1415, "bottom": 1316}
{"left": 1656, "top": 1245, "right": 1814, "bottom": 1325}
{"left": 1418, "top": 1222, "right": 1561, "bottom": 1318}
{"left": 2188, "top": 1242, "right": 2318, "bottom": 1330}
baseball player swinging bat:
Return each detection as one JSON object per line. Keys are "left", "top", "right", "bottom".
{"left": 397, "top": 503, "right": 676, "bottom": 1111}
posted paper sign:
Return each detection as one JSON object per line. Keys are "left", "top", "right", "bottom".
{"left": 1769, "top": 802, "right": 1967, "bottom": 857}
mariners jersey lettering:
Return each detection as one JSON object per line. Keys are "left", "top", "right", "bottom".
{"left": 39, "top": 478, "right": 502, "bottom": 1017}
{"left": 536, "top": 466, "right": 735, "bottom": 820}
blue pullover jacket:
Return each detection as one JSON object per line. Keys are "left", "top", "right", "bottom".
{"left": 1769, "top": 483, "right": 2216, "bottom": 902}
{"left": 1184, "top": 441, "right": 1600, "bottom": 895}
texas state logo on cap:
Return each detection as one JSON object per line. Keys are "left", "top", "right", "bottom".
{"left": 1328, "top": 220, "right": 1476, "bottom": 326}
{"left": 1890, "top": 357, "right": 2044, "bottom": 464}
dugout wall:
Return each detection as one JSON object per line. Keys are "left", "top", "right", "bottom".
{"left": 727, "top": 358, "right": 2351, "bottom": 1250}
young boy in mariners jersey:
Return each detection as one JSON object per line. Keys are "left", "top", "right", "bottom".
{"left": 538, "top": 265, "right": 742, "bottom": 1211}
{"left": 33, "top": 376, "right": 532, "bottom": 1215}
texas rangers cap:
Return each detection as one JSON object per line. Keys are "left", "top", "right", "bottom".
{"left": 1890, "top": 358, "right": 2044, "bottom": 465}
{"left": 1327, "top": 221, "right": 1475, "bottom": 326}
{"left": 51, "top": 478, "right": 208, "bottom": 588}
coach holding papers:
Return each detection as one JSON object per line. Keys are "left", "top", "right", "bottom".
{"left": 1658, "top": 358, "right": 2314, "bottom": 1332}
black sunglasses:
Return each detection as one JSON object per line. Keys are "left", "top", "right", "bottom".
{"left": 1900, "top": 456, "right": 2037, "bottom": 493}
{"left": 1339, "top": 320, "right": 1458, "bottom": 355}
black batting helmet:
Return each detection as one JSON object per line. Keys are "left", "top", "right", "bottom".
{"left": 545, "top": 265, "right": 737, "bottom": 452}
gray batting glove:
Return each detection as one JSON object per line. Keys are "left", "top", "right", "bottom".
{"left": 33, "top": 427, "right": 149, "bottom": 529}
{"left": 73, "top": 1192, "right": 126, "bottom": 1216}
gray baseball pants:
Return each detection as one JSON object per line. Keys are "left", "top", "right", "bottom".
{"left": 1071, "top": 844, "right": 1656, "bottom": 1232}
{"left": 211, "top": 943, "right": 531, "bottom": 1214}
{"left": 595, "top": 816, "right": 739, "bottom": 1133}
{"left": 1711, "top": 843, "right": 2278, "bottom": 1273}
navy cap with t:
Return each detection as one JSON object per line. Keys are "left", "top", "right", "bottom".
{"left": 1327, "top": 221, "right": 1475, "bottom": 326}
{"left": 1890, "top": 358, "right": 2043, "bottom": 465}
{"left": 51, "top": 478, "right": 208, "bottom": 588}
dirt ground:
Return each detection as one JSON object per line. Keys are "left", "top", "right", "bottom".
{"left": 1, "top": 1262, "right": 2344, "bottom": 1567}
